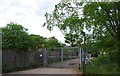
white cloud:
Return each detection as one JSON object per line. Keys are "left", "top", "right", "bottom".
{"left": 0, "top": 0, "right": 65, "bottom": 43}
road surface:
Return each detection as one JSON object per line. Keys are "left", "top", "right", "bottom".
{"left": 3, "top": 59, "right": 81, "bottom": 76}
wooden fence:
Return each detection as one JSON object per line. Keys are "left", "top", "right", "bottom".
{"left": 2, "top": 49, "right": 44, "bottom": 71}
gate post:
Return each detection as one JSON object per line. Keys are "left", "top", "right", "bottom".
{"left": 78, "top": 47, "right": 82, "bottom": 69}
{"left": 80, "top": 47, "right": 82, "bottom": 67}
{"left": 61, "top": 48, "right": 63, "bottom": 67}
{"left": 43, "top": 48, "right": 47, "bottom": 67}
{"left": 54, "top": 48, "right": 56, "bottom": 63}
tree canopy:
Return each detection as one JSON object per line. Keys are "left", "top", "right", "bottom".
{"left": 43, "top": 0, "right": 120, "bottom": 51}
{"left": 45, "top": 37, "right": 64, "bottom": 48}
{"left": 43, "top": 0, "right": 120, "bottom": 71}
{"left": 29, "top": 34, "right": 46, "bottom": 50}
{"left": 2, "top": 22, "right": 30, "bottom": 51}
{"left": 0, "top": 27, "right": 2, "bottom": 49}
{"left": 2, "top": 22, "right": 64, "bottom": 51}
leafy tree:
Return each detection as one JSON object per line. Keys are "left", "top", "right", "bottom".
{"left": 43, "top": 0, "right": 120, "bottom": 71}
{"left": 43, "top": 1, "right": 82, "bottom": 33}
{"left": 83, "top": 2, "right": 120, "bottom": 71}
{"left": 2, "top": 22, "right": 64, "bottom": 51}
{"left": 0, "top": 28, "right": 1, "bottom": 32}
{"left": 45, "top": 37, "right": 63, "bottom": 48}
{"left": 2, "top": 22, "right": 30, "bottom": 51}
{"left": 29, "top": 34, "right": 46, "bottom": 50}
{"left": 43, "top": 2, "right": 85, "bottom": 46}
{"left": 65, "top": 33, "right": 81, "bottom": 47}
{"left": 0, "top": 27, "right": 2, "bottom": 49}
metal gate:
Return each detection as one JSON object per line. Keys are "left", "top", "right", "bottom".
{"left": 43, "top": 47, "right": 83, "bottom": 68}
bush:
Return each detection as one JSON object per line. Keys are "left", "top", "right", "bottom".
{"left": 86, "top": 56, "right": 120, "bottom": 74}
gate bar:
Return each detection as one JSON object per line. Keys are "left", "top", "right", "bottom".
{"left": 43, "top": 48, "right": 47, "bottom": 67}
{"left": 61, "top": 48, "right": 63, "bottom": 67}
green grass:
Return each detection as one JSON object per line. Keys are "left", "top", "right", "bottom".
{"left": 86, "top": 56, "right": 120, "bottom": 74}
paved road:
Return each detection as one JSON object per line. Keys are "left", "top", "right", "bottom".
{"left": 48, "top": 59, "right": 79, "bottom": 68}
{"left": 5, "top": 59, "right": 81, "bottom": 75}
{"left": 8, "top": 68, "right": 80, "bottom": 74}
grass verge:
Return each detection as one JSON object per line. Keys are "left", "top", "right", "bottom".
{"left": 86, "top": 56, "right": 120, "bottom": 74}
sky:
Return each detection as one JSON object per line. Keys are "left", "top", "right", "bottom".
{"left": 0, "top": 0, "right": 66, "bottom": 43}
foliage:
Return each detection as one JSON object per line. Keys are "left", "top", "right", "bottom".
{"left": 43, "top": 0, "right": 120, "bottom": 50}
{"left": 83, "top": 2, "right": 120, "bottom": 39}
{"left": 2, "top": 22, "right": 64, "bottom": 51}
{"left": 43, "top": 1, "right": 83, "bottom": 33}
{"left": 62, "top": 16, "right": 84, "bottom": 47}
{"left": 65, "top": 33, "right": 82, "bottom": 47}
{"left": 2, "top": 22, "right": 30, "bottom": 51}
{"left": 0, "top": 28, "right": 2, "bottom": 31}
{"left": 29, "top": 34, "right": 46, "bottom": 50}
{"left": 0, "top": 27, "right": 2, "bottom": 49}
{"left": 83, "top": 2, "right": 120, "bottom": 50}
{"left": 83, "top": 2, "right": 120, "bottom": 71}
{"left": 45, "top": 37, "right": 63, "bottom": 48}
{"left": 86, "top": 56, "right": 119, "bottom": 74}
{"left": 43, "top": 0, "right": 120, "bottom": 71}
{"left": 61, "top": 16, "right": 84, "bottom": 34}
{"left": 43, "top": 1, "right": 85, "bottom": 46}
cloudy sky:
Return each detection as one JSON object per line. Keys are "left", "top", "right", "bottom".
{"left": 0, "top": 0, "right": 66, "bottom": 43}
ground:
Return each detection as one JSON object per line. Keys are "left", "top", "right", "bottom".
{"left": 4, "top": 59, "right": 81, "bottom": 75}
{"left": 8, "top": 68, "right": 80, "bottom": 74}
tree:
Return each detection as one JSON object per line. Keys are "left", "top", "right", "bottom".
{"left": 0, "top": 27, "right": 2, "bottom": 49}
{"left": 43, "top": 1, "right": 83, "bottom": 33}
{"left": 65, "top": 33, "right": 81, "bottom": 47}
{"left": 2, "top": 22, "right": 30, "bottom": 51}
{"left": 43, "top": 0, "right": 120, "bottom": 71}
{"left": 43, "top": 1, "right": 85, "bottom": 46}
{"left": 83, "top": 2, "right": 120, "bottom": 71}
{"left": 45, "top": 37, "right": 63, "bottom": 48}
{"left": 60, "top": 15, "right": 83, "bottom": 46}
{"left": 29, "top": 34, "right": 46, "bottom": 50}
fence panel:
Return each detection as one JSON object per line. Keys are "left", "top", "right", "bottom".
{"left": 2, "top": 49, "right": 44, "bottom": 72}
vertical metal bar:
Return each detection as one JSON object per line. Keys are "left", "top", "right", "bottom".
{"left": 61, "top": 48, "right": 63, "bottom": 67}
{"left": 70, "top": 51, "right": 71, "bottom": 59}
{"left": 43, "top": 48, "right": 47, "bottom": 67}
{"left": 83, "top": 48, "right": 86, "bottom": 75}
{"left": 78, "top": 47, "right": 80, "bottom": 69}
{"left": 78, "top": 47, "right": 82, "bottom": 70}
{"left": 81, "top": 48, "right": 83, "bottom": 67}
{"left": 82, "top": 32, "right": 86, "bottom": 75}
{"left": 54, "top": 48, "right": 55, "bottom": 63}
{"left": 36, "top": 48, "right": 38, "bottom": 64}
{"left": 79, "top": 47, "right": 82, "bottom": 67}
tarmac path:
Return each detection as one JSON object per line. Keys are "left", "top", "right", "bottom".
{"left": 4, "top": 59, "right": 81, "bottom": 76}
